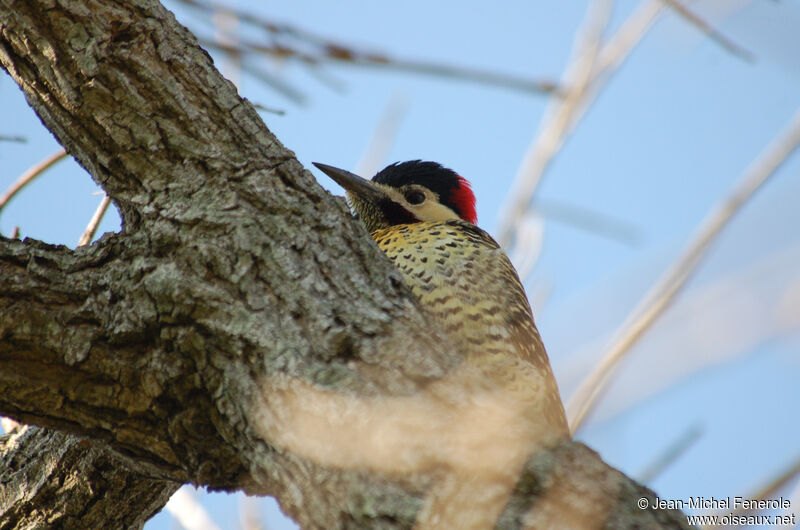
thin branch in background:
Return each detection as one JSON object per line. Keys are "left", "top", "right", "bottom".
{"left": 198, "top": 41, "right": 308, "bottom": 104}
{"left": 301, "top": 61, "right": 348, "bottom": 94}
{"left": 536, "top": 198, "right": 642, "bottom": 246}
{"left": 176, "top": 0, "right": 560, "bottom": 96}
{"left": 0, "top": 417, "right": 20, "bottom": 433}
{"left": 239, "top": 495, "right": 264, "bottom": 530}
{"left": 568, "top": 0, "right": 666, "bottom": 137}
{"left": 251, "top": 102, "right": 286, "bottom": 115}
{"left": 508, "top": 212, "right": 545, "bottom": 282}
{"left": 0, "top": 135, "right": 26, "bottom": 143}
{"left": 567, "top": 105, "right": 800, "bottom": 434}
{"left": 77, "top": 194, "right": 112, "bottom": 247}
{"left": 740, "top": 458, "right": 800, "bottom": 507}
{"left": 554, "top": 242, "right": 800, "bottom": 433}
{"left": 700, "top": 455, "right": 800, "bottom": 530}
{"left": 0, "top": 149, "right": 68, "bottom": 213}
{"left": 212, "top": 7, "right": 242, "bottom": 87}
{"left": 497, "top": 0, "right": 755, "bottom": 249}
{"left": 241, "top": 60, "right": 307, "bottom": 104}
{"left": 660, "top": 0, "right": 755, "bottom": 61}
{"left": 779, "top": 470, "right": 800, "bottom": 529}
{"left": 354, "top": 95, "right": 408, "bottom": 178}
{"left": 165, "top": 487, "right": 222, "bottom": 530}
{"left": 637, "top": 424, "right": 704, "bottom": 483}
{"left": 593, "top": 0, "right": 665, "bottom": 75}
{"left": 496, "top": 0, "right": 665, "bottom": 249}
{"left": 339, "top": 55, "right": 560, "bottom": 95}
{"left": 203, "top": 38, "right": 562, "bottom": 97}
{"left": 528, "top": 276, "right": 554, "bottom": 317}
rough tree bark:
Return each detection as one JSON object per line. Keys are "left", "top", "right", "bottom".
{"left": 0, "top": 0, "right": 694, "bottom": 528}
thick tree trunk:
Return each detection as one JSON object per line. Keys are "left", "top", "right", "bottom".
{"left": 0, "top": 0, "right": 694, "bottom": 528}
{"left": 0, "top": 426, "right": 178, "bottom": 529}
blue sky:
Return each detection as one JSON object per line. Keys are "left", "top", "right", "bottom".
{"left": 2, "top": 1, "right": 799, "bottom": 528}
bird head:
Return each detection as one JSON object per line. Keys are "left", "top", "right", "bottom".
{"left": 313, "top": 160, "right": 477, "bottom": 233}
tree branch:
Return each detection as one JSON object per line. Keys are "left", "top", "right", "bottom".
{"left": 0, "top": 425, "right": 179, "bottom": 529}
{"left": 0, "top": 0, "right": 696, "bottom": 527}
{"left": 0, "top": 233, "right": 235, "bottom": 483}
{"left": 0, "top": 149, "right": 67, "bottom": 215}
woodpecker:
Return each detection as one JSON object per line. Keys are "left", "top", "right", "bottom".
{"left": 313, "top": 160, "right": 568, "bottom": 441}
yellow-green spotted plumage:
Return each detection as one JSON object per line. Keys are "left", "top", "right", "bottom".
{"left": 313, "top": 160, "right": 569, "bottom": 441}
{"left": 372, "top": 219, "right": 568, "bottom": 436}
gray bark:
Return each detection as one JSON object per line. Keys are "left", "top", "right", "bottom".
{"left": 0, "top": 425, "right": 178, "bottom": 530}
{"left": 0, "top": 0, "right": 694, "bottom": 528}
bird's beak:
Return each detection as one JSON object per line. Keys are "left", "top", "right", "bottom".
{"left": 312, "top": 163, "right": 386, "bottom": 203}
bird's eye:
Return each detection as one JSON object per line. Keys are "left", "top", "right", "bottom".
{"left": 404, "top": 190, "right": 425, "bottom": 205}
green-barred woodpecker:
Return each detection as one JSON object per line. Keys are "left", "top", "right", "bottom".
{"left": 314, "top": 161, "right": 569, "bottom": 444}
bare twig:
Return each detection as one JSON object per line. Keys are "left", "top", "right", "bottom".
{"left": 500, "top": 0, "right": 615, "bottom": 280}
{"left": 700, "top": 454, "right": 800, "bottom": 529}
{"left": 1, "top": 417, "right": 20, "bottom": 433}
{"left": 0, "top": 149, "right": 68, "bottom": 213}
{"left": 0, "top": 135, "right": 26, "bottom": 143}
{"left": 235, "top": 57, "right": 308, "bottom": 104}
{"left": 567, "top": 105, "right": 800, "bottom": 434}
{"left": 179, "top": 0, "right": 560, "bottom": 96}
{"left": 594, "top": 0, "right": 665, "bottom": 75}
{"left": 77, "top": 194, "right": 112, "bottom": 247}
{"left": 780, "top": 473, "right": 800, "bottom": 528}
{"left": 555, "top": 242, "right": 800, "bottom": 431}
{"left": 301, "top": 62, "right": 348, "bottom": 94}
{"left": 197, "top": 42, "right": 308, "bottom": 103}
{"left": 212, "top": 7, "right": 242, "bottom": 87}
{"left": 251, "top": 102, "right": 286, "bottom": 115}
{"left": 10, "top": 226, "right": 19, "bottom": 239}
{"left": 572, "top": 0, "right": 666, "bottom": 129}
{"left": 239, "top": 495, "right": 264, "bottom": 530}
{"left": 737, "top": 457, "right": 800, "bottom": 511}
{"left": 497, "top": 0, "right": 664, "bottom": 248}
{"left": 354, "top": 95, "right": 408, "bottom": 178}
{"left": 536, "top": 198, "right": 642, "bottom": 246}
{"left": 638, "top": 424, "right": 703, "bottom": 483}
{"left": 660, "top": 0, "right": 755, "bottom": 61}
{"left": 508, "top": 212, "right": 545, "bottom": 282}
{"left": 202, "top": 38, "right": 560, "bottom": 96}
{"left": 165, "top": 487, "right": 222, "bottom": 530}
{"left": 339, "top": 55, "right": 559, "bottom": 95}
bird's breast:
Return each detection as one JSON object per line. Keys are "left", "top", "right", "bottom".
{"left": 370, "top": 220, "right": 568, "bottom": 435}
{"left": 370, "top": 221, "right": 543, "bottom": 365}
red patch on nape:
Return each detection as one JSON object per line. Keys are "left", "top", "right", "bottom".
{"left": 452, "top": 175, "right": 477, "bottom": 224}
